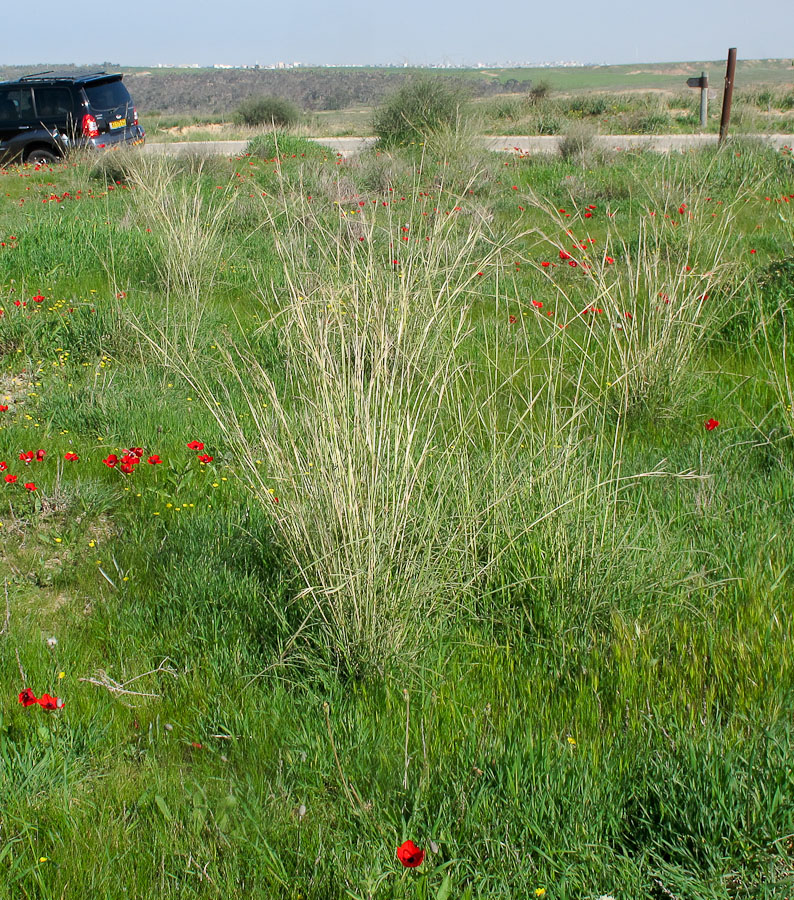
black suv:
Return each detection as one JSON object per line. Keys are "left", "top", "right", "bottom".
{"left": 0, "top": 71, "right": 145, "bottom": 166}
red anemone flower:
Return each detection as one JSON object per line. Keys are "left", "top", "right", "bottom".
{"left": 37, "top": 693, "right": 64, "bottom": 710}
{"left": 559, "top": 250, "right": 571, "bottom": 260}
{"left": 148, "top": 455, "right": 162, "bottom": 465}
{"left": 704, "top": 418, "right": 720, "bottom": 431}
{"left": 20, "top": 451, "right": 34, "bottom": 462}
{"left": 64, "top": 452, "right": 79, "bottom": 461}
{"left": 0, "top": 404, "right": 8, "bottom": 411}
{"left": 35, "top": 449, "right": 45, "bottom": 461}
{"left": 187, "top": 441, "right": 204, "bottom": 451}
{"left": 103, "top": 454, "right": 118, "bottom": 468}
{"left": 0, "top": 461, "right": 7, "bottom": 471}
{"left": 24, "top": 482, "right": 36, "bottom": 491}
{"left": 397, "top": 840, "right": 425, "bottom": 868}
{"left": 197, "top": 454, "right": 214, "bottom": 463}
{"left": 19, "top": 688, "right": 38, "bottom": 707}
{"left": 4, "top": 474, "right": 17, "bottom": 484}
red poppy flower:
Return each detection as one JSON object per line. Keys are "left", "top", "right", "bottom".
{"left": 605, "top": 256, "right": 614, "bottom": 264}
{"left": 37, "top": 693, "right": 64, "bottom": 710}
{"left": 32, "top": 294, "right": 45, "bottom": 303}
{"left": 532, "top": 300, "right": 543, "bottom": 308}
{"left": 4, "top": 474, "right": 17, "bottom": 484}
{"left": 119, "top": 454, "right": 139, "bottom": 474}
{"left": 0, "top": 405, "right": 8, "bottom": 411}
{"left": 148, "top": 455, "right": 162, "bottom": 465}
{"left": 541, "top": 261, "right": 551, "bottom": 267}
{"left": 35, "top": 449, "right": 45, "bottom": 461}
{"left": 103, "top": 454, "right": 118, "bottom": 468}
{"left": 508, "top": 315, "right": 517, "bottom": 324}
{"left": 20, "top": 451, "right": 34, "bottom": 462}
{"left": 19, "top": 688, "right": 38, "bottom": 707}
{"left": 197, "top": 454, "right": 214, "bottom": 463}
{"left": 704, "top": 418, "right": 720, "bottom": 431}
{"left": 559, "top": 250, "right": 571, "bottom": 260}
{"left": 0, "top": 461, "right": 6, "bottom": 471}
{"left": 584, "top": 212, "right": 592, "bottom": 218}
{"left": 64, "top": 452, "right": 79, "bottom": 461}
{"left": 129, "top": 447, "right": 144, "bottom": 458}
{"left": 397, "top": 840, "right": 425, "bottom": 868}
{"left": 187, "top": 441, "right": 204, "bottom": 451}
{"left": 24, "top": 482, "right": 36, "bottom": 491}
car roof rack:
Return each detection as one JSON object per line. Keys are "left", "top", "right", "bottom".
{"left": 17, "top": 70, "right": 108, "bottom": 82}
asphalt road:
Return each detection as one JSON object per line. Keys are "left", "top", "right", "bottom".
{"left": 142, "top": 134, "right": 794, "bottom": 158}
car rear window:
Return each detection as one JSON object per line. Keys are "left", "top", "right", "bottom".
{"left": 0, "top": 87, "right": 35, "bottom": 124}
{"left": 84, "top": 79, "right": 131, "bottom": 111}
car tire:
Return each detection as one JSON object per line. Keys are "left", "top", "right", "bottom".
{"left": 25, "top": 148, "right": 59, "bottom": 166}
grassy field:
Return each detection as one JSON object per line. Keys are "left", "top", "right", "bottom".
{"left": 3, "top": 59, "right": 793, "bottom": 138}
{"left": 1, "top": 134, "right": 794, "bottom": 899}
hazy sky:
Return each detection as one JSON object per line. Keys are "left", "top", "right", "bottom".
{"left": 3, "top": 0, "right": 793, "bottom": 67}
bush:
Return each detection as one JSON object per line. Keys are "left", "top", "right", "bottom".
{"left": 566, "top": 95, "right": 608, "bottom": 117}
{"left": 559, "top": 122, "right": 596, "bottom": 162}
{"left": 631, "top": 111, "right": 672, "bottom": 134}
{"left": 530, "top": 113, "right": 563, "bottom": 135}
{"left": 529, "top": 79, "right": 552, "bottom": 103}
{"left": 490, "top": 98, "right": 523, "bottom": 121}
{"left": 233, "top": 95, "right": 300, "bottom": 128}
{"left": 244, "top": 132, "right": 326, "bottom": 161}
{"left": 373, "top": 76, "right": 466, "bottom": 146}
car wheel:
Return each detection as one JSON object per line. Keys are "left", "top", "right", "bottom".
{"left": 25, "top": 148, "right": 59, "bottom": 166}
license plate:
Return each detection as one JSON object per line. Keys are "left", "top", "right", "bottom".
{"left": 109, "top": 118, "right": 127, "bottom": 130}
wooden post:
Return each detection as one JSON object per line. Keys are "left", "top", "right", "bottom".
{"left": 719, "top": 48, "right": 737, "bottom": 145}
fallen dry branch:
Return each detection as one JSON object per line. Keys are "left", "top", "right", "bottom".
{"left": 79, "top": 659, "right": 178, "bottom": 706}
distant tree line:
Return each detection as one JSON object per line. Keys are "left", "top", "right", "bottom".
{"left": 0, "top": 65, "right": 531, "bottom": 115}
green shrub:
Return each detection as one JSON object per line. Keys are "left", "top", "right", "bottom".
{"left": 489, "top": 98, "right": 523, "bottom": 121}
{"left": 373, "top": 76, "right": 466, "bottom": 146}
{"left": 244, "top": 132, "right": 326, "bottom": 161}
{"left": 530, "top": 113, "right": 563, "bottom": 135}
{"left": 233, "top": 95, "right": 300, "bottom": 128}
{"left": 566, "top": 95, "right": 608, "bottom": 117}
{"left": 559, "top": 122, "right": 596, "bottom": 161}
{"left": 529, "top": 79, "right": 552, "bottom": 103}
{"left": 631, "top": 111, "right": 672, "bottom": 134}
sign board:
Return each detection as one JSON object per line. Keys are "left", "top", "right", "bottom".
{"left": 687, "top": 76, "right": 708, "bottom": 88}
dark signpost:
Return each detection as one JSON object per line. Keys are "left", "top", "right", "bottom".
{"left": 686, "top": 72, "right": 709, "bottom": 129}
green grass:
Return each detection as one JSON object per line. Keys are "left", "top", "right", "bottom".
{"left": 1, "top": 139, "right": 793, "bottom": 898}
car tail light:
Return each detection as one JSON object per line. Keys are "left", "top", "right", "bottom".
{"left": 82, "top": 114, "right": 99, "bottom": 138}
{"left": 133, "top": 107, "right": 138, "bottom": 125}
